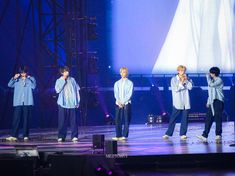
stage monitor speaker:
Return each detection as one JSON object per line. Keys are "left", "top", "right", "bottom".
{"left": 92, "top": 134, "right": 105, "bottom": 149}
{"left": 105, "top": 140, "right": 118, "bottom": 154}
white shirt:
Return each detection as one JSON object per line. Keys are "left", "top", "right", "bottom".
{"left": 114, "top": 78, "right": 134, "bottom": 106}
{"left": 171, "top": 75, "right": 193, "bottom": 110}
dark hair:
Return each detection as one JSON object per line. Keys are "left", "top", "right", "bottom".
{"left": 59, "top": 66, "right": 70, "bottom": 74}
{"left": 19, "top": 66, "right": 28, "bottom": 73}
{"left": 209, "top": 67, "right": 220, "bottom": 77}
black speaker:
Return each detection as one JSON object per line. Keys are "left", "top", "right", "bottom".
{"left": 92, "top": 134, "right": 105, "bottom": 149}
{"left": 105, "top": 140, "right": 118, "bottom": 154}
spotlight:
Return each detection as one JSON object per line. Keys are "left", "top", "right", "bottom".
{"left": 107, "top": 170, "right": 113, "bottom": 175}
{"left": 108, "top": 65, "right": 111, "bottom": 69}
{"left": 161, "top": 112, "right": 169, "bottom": 123}
{"left": 95, "top": 165, "right": 106, "bottom": 176}
{"left": 146, "top": 112, "right": 169, "bottom": 125}
{"left": 105, "top": 114, "right": 114, "bottom": 125}
{"left": 96, "top": 167, "right": 102, "bottom": 172}
{"left": 107, "top": 169, "right": 118, "bottom": 176}
{"left": 156, "top": 112, "right": 169, "bottom": 123}
{"left": 146, "top": 114, "right": 155, "bottom": 125}
{"left": 156, "top": 115, "right": 162, "bottom": 124}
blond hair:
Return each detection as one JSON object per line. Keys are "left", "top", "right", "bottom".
{"left": 120, "top": 67, "right": 129, "bottom": 73}
{"left": 177, "top": 65, "right": 187, "bottom": 71}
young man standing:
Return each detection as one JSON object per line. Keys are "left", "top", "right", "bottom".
{"left": 55, "top": 66, "right": 80, "bottom": 142}
{"left": 113, "top": 67, "right": 134, "bottom": 141}
{"left": 6, "top": 66, "right": 36, "bottom": 141}
{"left": 197, "top": 67, "right": 224, "bottom": 142}
{"left": 163, "top": 65, "right": 193, "bottom": 140}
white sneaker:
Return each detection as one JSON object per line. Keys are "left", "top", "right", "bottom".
{"left": 162, "top": 135, "right": 169, "bottom": 139}
{"left": 57, "top": 138, "right": 63, "bottom": 142}
{"left": 215, "top": 135, "right": 221, "bottom": 140}
{"left": 180, "top": 135, "right": 187, "bottom": 140}
{"left": 112, "top": 137, "right": 120, "bottom": 141}
{"left": 197, "top": 135, "right": 207, "bottom": 142}
{"left": 24, "top": 137, "right": 29, "bottom": 142}
{"left": 72, "top": 137, "right": 78, "bottom": 142}
{"left": 6, "top": 136, "right": 17, "bottom": 141}
{"left": 119, "top": 137, "right": 127, "bottom": 140}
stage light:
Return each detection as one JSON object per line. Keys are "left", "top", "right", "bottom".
{"left": 146, "top": 114, "right": 155, "bottom": 125}
{"left": 96, "top": 167, "right": 102, "bottom": 172}
{"left": 108, "top": 65, "right": 111, "bottom": 69}
{"left": 162, "top": 112, "right": 169, "bottom": 120}
{"left": 95, "top": 166, "right": 117, "bottom": 176}
{"left": 146, "top": 113, "right": 169, "bottom": 125}
{"left": 95, "top": 165, "right": 106, "bottom": 176}
{"left": 156, "top": 115, "right": 162, "bottom": 124}
{"left": 107, "top": 170, "right": 113, "bottom": 175}
{"left": 105, "top": 114, "right": 114, "bottom": 125}
{"left": 107, "top": 169, "right": 118, "bottom": 176}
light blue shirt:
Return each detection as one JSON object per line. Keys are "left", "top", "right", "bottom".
{"left": 171, "top": 75, "right": 193, "bottom": 110}
{"left": 55, "top": 76, "right": 80, "bottom": 109}
{"left": 206, "top": 75, "right": 224, "bottom": 115}
{"left": 114, "top": 78, "right": 133, "bottom": 105}
{"left": 8, "top": 76, "right": 36, "bottom": 106}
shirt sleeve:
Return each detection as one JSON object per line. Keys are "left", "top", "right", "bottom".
{"left": 207, "top": 97, "right": 210, "bottom": 105}
{"left": 76, "top": 83, "right": 80, "bottom": 91}
{"left": 185, "top": 79, "right": 193, "bottom": 90}
{"left": 207, "top": 76, "right": 223, "bottom": 87}
{"left": 55, "top": 78, "right": 66, "bottom": 94}
{"left": 8, "top": 78, "right": 17, "bottom": 88}
{"left": 76, "top": 82, "right": 80, "bottom": 103}
{"left": 77, "top": 90, "right": 80, "bottom": 104}
{"left": 122, "top": 81, "right": 134, "bottom": 104}
{"left": 28, "top": 76, "right": 36, "bottom": 89}
{"left": 114, "top": 82, "right": 120, "bottom": 102}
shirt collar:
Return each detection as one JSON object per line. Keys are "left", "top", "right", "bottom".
{"left": 213, "top": 77, "right": 219, "bottom": 81}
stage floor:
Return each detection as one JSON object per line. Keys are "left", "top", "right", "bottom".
{"left": 0, "top": 122, "right": 235, "bottom": 156}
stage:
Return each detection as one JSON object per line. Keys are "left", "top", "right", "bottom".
{"left": 0, "top": 122, "right": 235, "bottom": 175}
{"left": 0, "top": 122, "right": 235, "bottom": 155}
